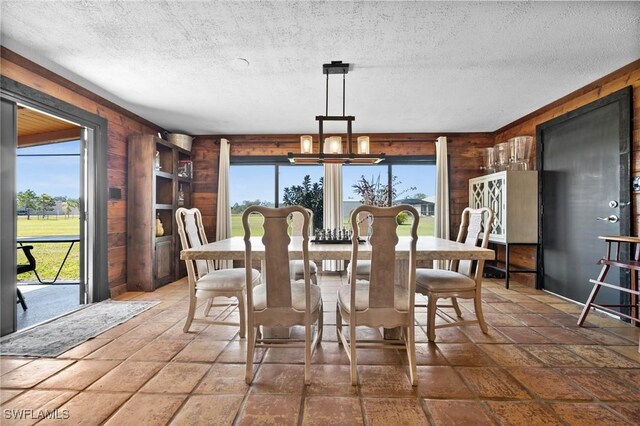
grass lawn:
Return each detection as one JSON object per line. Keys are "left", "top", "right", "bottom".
{"left": 231, "top": 213, "right": 434, "bottom": 237}
{"left": 17, "top": 216, "right": 80, "bottom": 282}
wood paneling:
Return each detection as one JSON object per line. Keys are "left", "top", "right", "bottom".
{"left": 495, "top": 59, "right": 640, "bottom": 286}
{"left": 191, "top": 133, "right": 494, "bottom": 239}
{"left": 1, "top": 48, "right": 164, "bottom": 297}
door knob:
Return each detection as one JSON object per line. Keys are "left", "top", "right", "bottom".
{"left": 609, "top": 200, "right": 630, "bottom": 208}
{"left": 596, "top": 215, "right": 619, "bottom": 223}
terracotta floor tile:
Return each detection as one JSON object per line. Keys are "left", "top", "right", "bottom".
{"left": 530, "top": 327, "right": 596, "bottom": 345}
{"left": 262, "top": 347, "right": 306, "bottom": 364}
{"left": 428, "top": 326, "right": 472, "bottom": 343}
{"left": 515, "top": 314, "right": 557, "bottom": 327}
{"left": 490, "top": 302, "right": 531, "bottom": 314}
{"left": 607, "top": 403, "right": 640, "bottom": 424}
{"left": 87, "top": 361, "right": 165, "bottom": 392}
{"left": 128, "top": 339, "right": 190, "bottom": 362}
{"left": 1, "top": 359, "right": 74, "bottom": 388}
{"left": 482, "top": 313, "right": 524, "bottom": 327}
{"left": 518, "top": 302, "right": 562, "bottom": 314}
{"left": 457, "top": 367, "right": 530, "bottom": 399}
{"left": 249, "top": 364, "right": 305, "bottom": 394}
{"left": 563, "top": 368, "right": 640, "bottom": 401}
{"left": 0, "top": 389, "right": 22, "bottom": 405}
{"left": 478, "top": 344, "right": 544, "bottom": 367}
{"left": 361, "top": 397, "right": 428, "bottom": 425}
{"left": 303, "top": 396, "right": 363, "bottom": 425}
{"left": 0, "top": 358, "right": 32, "bottom": 375}
{"left": 38, "top": 391, "right": 131, "bottom": 426}
{"left": 602, "top": 345, "right": 640, "bottom": 363}
{"left": 104, "top": 393, "right": 186, "bottom": 426}
{"left": 83, "top": 337, "right": 152, "bottom": 360}
{"left": 353, "top": 348, "right": 404, "bottom": 365}
{"left": 94, "top": 321, "right": 139, "bottom": 339}
{"left": 36, "top": 359, "right": 120, "bottom": 390}
{"left": 507, "top": 367, "right": 590, "bottom": 400}
{"left": 459, "top": 326, "right": 512, "bottom": 344}
{"left": 495, "top": 327, "right": 551, "bottom": 344}
{"left": 236, "top": 394, "right": 301, "bottom": 426}
{"left": 437, "top": 343, "right": 496, "bottom": 366}
{"left": 194, "top": 363, "right": 250, "bottom": 395}
{"left": 416, "top": 366, "right": 474, "bottom": 399}
{"left": 197, "top": 324, "right": 243, "bottom": 341}
{"left": 485, "top": 401, "right": 564, "bottom": 426}
{"left": 172, "top": 339, "right": 227, "bottom": 362}
{"left": 120, "top": 321, "right": 177, "bottom": 340}
{"left": 545, "top": 313, "right": 593, "bottom": 328}
{"left": 424, "top": 399, "right": 496, "bottom": 426}
{"left": 140, "top": 362, "right": 210, "bottom": 394}
{"left": 573, "top": 327, "right": 635, "bottom": 345}
{"left": 311, "top": 343, "right": 350, "bottom": 365}
{"left": 550, "top": 402, "right": 634, "bottom": 425}
{"left": 358, "top": 365, "right": 417, "bottom": 396}
{"left": 216, "top": 340, "right": 265, "bottom": 364}
{"left": 0, "top": 389, "right": 77, "bottom": 426}
{"left": 521, "top": 345, "right": 593, "bottom": 367}
{"left": 306, "top": 365, "right": 358, "bottom": 396}
{"left": 414, "top": 343, "right": 449, "bottom": 365}
{"left": 607, "top": 367, "right": 640, "bottom": 387}
{"left": 565, "top": 345, "right": 640, "bottom": 368}
{"left": 604, "top": 326, "right": 640, "bottom": 343}
{"left": 56, "top": 338, "right": 112, "bottom": 359}
{"left": 169, "top": 394, "right": 243, "bottom": 426}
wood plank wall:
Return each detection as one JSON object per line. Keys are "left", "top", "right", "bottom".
{"left": 494, "top": 60, "right": 640, "bottom": 286}
{"left": 1, "top": 48, "right": 164, "bottom": 297}
{"left": 191, "top": 133, "right": 495, "bottom": 241}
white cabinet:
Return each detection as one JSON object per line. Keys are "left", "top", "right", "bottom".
{"left": 469, "top": 171, "right": 538, "bottom": 244}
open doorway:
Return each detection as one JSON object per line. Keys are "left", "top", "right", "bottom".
{"left": 2, "top": 77, "right": 109, "bottom": 337}
{"left": 15, "top": 106, "right": 85, "bottom": 330}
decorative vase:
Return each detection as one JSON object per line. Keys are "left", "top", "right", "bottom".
{"left": 155, "top": 213, "right": 164, "bottom": 237}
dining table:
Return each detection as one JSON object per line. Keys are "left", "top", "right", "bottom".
{"left": 181, "top": 235, "right": 495, "bottom": 338}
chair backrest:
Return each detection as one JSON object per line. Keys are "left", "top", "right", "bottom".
{"left": 350, "top": 204, "right": 419, "bottom": 310}
{"left": 290, "top": 208, "right": 314, "bottom": 237}
{"left": 453, "top": 207, "right": 494, "bottom": 279}
{"left": 243, "top": 205, "right": 311, "bottom": 309}
{"left": 176, "top": 207, "right": 214, "bottom": 280}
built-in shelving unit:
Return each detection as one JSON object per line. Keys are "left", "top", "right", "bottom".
{"left": 127, "top": 134, "right": 192, "bottom": 291}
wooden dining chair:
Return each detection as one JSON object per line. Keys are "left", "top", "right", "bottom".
{"left": 337, "top": 204, "right": 420, "bottom": 386}
{"left": 176, "top": 207, "right": 260, "bottom": 336}
{"left": 415, "top": 207, "right": 493, "bottom": 341}
{"left": 346, "top": 210, "right": 372, "bottom": 281}
{"left": 242, "top": 205, "right": 323, "bottom": 385}
{"left": 289, "top": 208, "right": 318, "bottom": 284}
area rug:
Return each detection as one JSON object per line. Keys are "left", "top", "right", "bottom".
{"left": 0, "top": 300, "right": 158, "bottom": 357}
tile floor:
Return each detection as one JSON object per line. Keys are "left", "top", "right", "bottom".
{"left": 1, "top": 274, "right": 639, "bottom": 425}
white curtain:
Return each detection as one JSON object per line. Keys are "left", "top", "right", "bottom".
{"left": 323, "top": 163, "right": 344, "bottom": 271}
{"left": 216, "top": 138, "right": 233, "bottom": 269}
{"left": 434, "top": 136, "right": 450, "bottom": 269}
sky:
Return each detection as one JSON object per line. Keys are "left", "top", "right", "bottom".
{"left": 229, "top": 163, "right": 436, "bottom": 205}
{"left": 16, "top": 140, "right": 80, "bottom": 199}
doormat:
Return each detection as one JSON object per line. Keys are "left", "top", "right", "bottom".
{"left": 0, "top": 300, "right": 159, "bottom": 357}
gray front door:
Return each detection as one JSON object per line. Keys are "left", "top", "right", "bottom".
{"left": 538, "top": 87, "right": 632, "bottom": 312}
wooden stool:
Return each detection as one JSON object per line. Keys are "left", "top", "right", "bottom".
{"left": 578, "top": 236, "right": 640, "bottom": 326}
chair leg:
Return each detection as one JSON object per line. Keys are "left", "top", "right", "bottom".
{"left": 305, "top": 322, "right": 312, "bottom": 385}
{"left": 336, "top": 304, "right": 343, "bottom": 345}
{"left": 204, "top": 298, "right": 213, "bottom": 316}
{"left": 317, "top": 303, "right": 324, "bottom": 343}
{"left": 451, "top": 297, "right": 462, "bottom": 317}
{"left": 578, "top": 264, "right": 609, "bottom": 326}
{"left": 474, "top": 292, "right": 488, "bottom": 334}
{"left": 349, "top": 322, "right": 358, "bottom": 386}
{"left": 16, "top": 288, "right": 27, "bottom": 311}
{"left": 183, "top": 294, "right": 197, "bottom": 333}
{"left": 237, "top": 292, "right": 246, "bottom": 339}
{"left": 245, "top": 326, "right": 256, "bottom": 384}
{"left": 427, "top": 294, "right": 438, "bottom": 342}
{"left": 405, "top": 325, "right": 417, "bottom": 386}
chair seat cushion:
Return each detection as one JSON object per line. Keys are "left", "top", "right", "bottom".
{"left": 337, "top": 280, "right": 409, "bottom": 312}
{"left": 290, "top": 259, "right": 318, "bottom": 276}
{"left": 415, "top": 268, "right": 476, "bottom": 292}
{"left": 252, "top": 282, "right": 322, "bottom": 312}
{"left": 346, "top": 260, "right": 371, "bottom": 276}
{"left": 196, "top": 268, "right": 260, "bottom": 291}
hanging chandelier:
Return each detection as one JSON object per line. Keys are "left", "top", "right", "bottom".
{"left": 287, "top": 61, "right": 385, "bottom": 164}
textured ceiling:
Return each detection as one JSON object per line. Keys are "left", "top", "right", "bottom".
{"left": 1, "top": 1, "right": 639, "bottom": 135}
